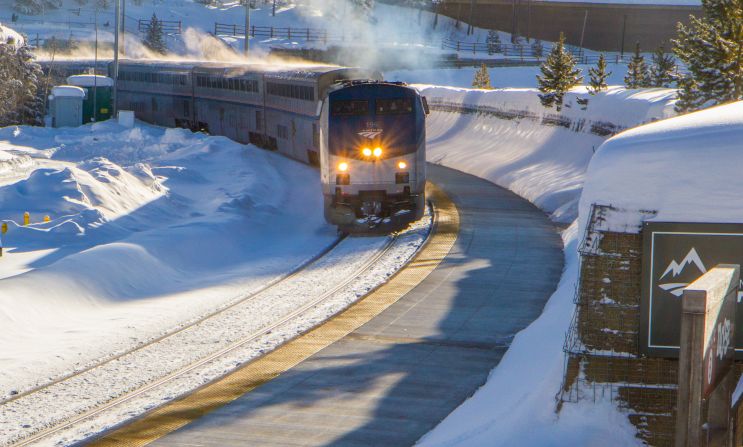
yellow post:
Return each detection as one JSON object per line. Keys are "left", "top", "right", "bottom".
{"left": 23, "top": 212, "right": 30, "bottom": 226}
{"left": 1, "top": 222, "right": 6, "bottom": 234}
{"left": 44, "top": 215, "right": 50, "bottom": 223}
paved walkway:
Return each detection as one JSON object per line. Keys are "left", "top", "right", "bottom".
{"left": 136, "top": 164, "right": 564, "bottom": 447}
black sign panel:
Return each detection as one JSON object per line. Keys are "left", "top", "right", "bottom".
{"left": 641, "top": 222, "right": 743, "bottom": 358}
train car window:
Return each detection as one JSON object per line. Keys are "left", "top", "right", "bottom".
{"left": 331, "top": 100, "right": 368, "bottom": 116}
{"left": 376, "top": 98, "right": 413, "bottom": 115}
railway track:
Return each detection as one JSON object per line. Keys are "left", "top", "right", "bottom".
{"left": 2, "top": 218, "right": 430, "bottom": 447}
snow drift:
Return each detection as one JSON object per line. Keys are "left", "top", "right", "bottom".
{"left": 579, "top": 101, "right": 743, "bottom": 234}
{"left": 420, "top": 85, "right": 678, "bottom": 222}
{"left": 0, "top": 121, "right": 338, "bottom": 397}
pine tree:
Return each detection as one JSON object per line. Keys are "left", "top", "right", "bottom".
{"left": 536, "top": 32, "right": 583, "bottom": 111}
{"left": 532, "top": 39, "right": 544, "bottom": 60}
{"left": 486, "top": 30, "right": 502, "bottom": 55}
{"left": 472, "top": 63, "right": 492, "bottom": 89}
{"left": 13, "top": 0, "right": 60, "bottom": 15}
{"left": 673, "top": 0, "right": 743, "bottom": 112}
{"left": 675, "top": 74, "right": 702, "bottom": 113}
{"left": 144, "top": 13, "right": 167, "bottom": 54}
{"left": 588, "top": 53, "right": 611, "bottom": 95}
{"left": 650, "top": 46, "right": 676, "bottom": 87}
{"left": 0, "top": 40, "right": 44, "bottom": 127}
{"left": 624, "top": 42, "right": 650, "bottom": 89}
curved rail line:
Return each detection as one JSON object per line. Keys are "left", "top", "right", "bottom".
{"left": 0, "top": 236, "right": 347, "bottom": 408}
{"left": 7, "top": 224, "right": 416, "bottom": 447}
{"left": 88, "top": 183, "right": 456, "bottom": 447}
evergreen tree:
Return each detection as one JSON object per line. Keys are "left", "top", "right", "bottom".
{"left": 650, "top": 46, "right": 676, "bottom": 87}
{"left": 624, "top": 42, "right": 650, "bottom": 89}
{"left": 532, "top": 39, "right": 543, "bottom": 60}
{"left": 13, "top": 0, "right": 61, "bottom": 15}
{"left": 486, "top": 30, "right": 502, "bottom": 55}
{"left": 0, "top": 40, "right": 44, "bottom": 127}
{"left": 144, "top": 13, "right": 167, "bottom": 54}
{"left": 588, "top": 53, "right": 611, "bottom": 95}
{"left": 472, "top": 63, "right": 492, "bottom": 89}
{"left": 536, "top": 32, "right": 583, "bottom": 111}
{"left": 673, "top": 0, "right": 743, "bottom": 112}
{"left": 675, "top": 74, "right": 702, "bottom": 113}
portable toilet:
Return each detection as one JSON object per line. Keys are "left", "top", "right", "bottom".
{"left": 66, "top": 75, "right": 114, "bottom": 123}
{"left": 50, "top": 85, "right": 85, "bottom": 128}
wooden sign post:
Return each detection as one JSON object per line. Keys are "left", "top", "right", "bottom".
{"left": 676, "top": 264, "right": 738, "bottom": 447}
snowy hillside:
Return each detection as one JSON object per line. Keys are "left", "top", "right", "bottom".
{"left": 1, "top": 0, "right": 504, "bottom": 63}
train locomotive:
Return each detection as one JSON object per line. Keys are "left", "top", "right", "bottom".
{"left": 320, "top": 81, "right": 428, "bottom": 232}
{"left": 110, "top": 60, "right": 427, "bottom": 232}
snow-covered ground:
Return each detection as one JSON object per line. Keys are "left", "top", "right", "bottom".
{"left": 414, "top": 85, "right": 679, "bottom": 446}
{"left": 0, "top": 120, "right": 345, "bottom": 397}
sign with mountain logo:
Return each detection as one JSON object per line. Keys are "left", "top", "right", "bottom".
{"left": 641, "top": 222, "right": 743, "bottom": 358}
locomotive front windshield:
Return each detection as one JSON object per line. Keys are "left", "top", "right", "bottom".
{"left": 331, "top": 100, "right": 369, "bottom": 116}
{"left": 328, "top": 89, "right": 421, "bottom": 159}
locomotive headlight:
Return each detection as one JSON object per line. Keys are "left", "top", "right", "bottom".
{"left": 398, "top": 161, "right": 407, "bottom": 170}
{"left": 338, "top": 162, "right": 349, "bottom": 172}
{"left": 373, "top": 147, "right": 383, "bottom": 157}
{"left": 362, "top": 147, "right": 372, "bottom": 157}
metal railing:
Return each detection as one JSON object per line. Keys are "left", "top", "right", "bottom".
{"left": 138, "top": 18, "right": 182, "bottom": 35}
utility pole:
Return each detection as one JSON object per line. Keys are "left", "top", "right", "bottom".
{"left": 121, "top": 0, "right": 126, "bottom": 56}
{"left": 93, "top": 5, "right": 98, "bottom": 122}
{"left": 620, "top": 14, "right": 627, "bottom": 57}
{"left": 244, "top": 0, "right": 250, "bottom": 57}
{"left": 467, "top": 0, "right": 475, "bottom": 35}
{"left": 272, "top": 0, "right": 276, "bottom": 16}
{"left": 113, "top": 0, "right": 120, "bottom": 115}
{"left": 579, "top": 9, "right": 588, "bottom": 50}
{"left": 511, "top": 0, "right": 517, "bottom": 43}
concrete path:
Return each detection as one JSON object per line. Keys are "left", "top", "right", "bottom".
{"left": 147, "top": 163, "right": 564, "bottom": 447}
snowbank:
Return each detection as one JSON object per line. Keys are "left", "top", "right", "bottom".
{"left": 579, "top": 101, "right": 743, "bottom": 234}
{"left": 420, "top": 85, "right": 677, "bottom": 222}
{"left": 0, "top": 121, "right": 338, "bottom": 396}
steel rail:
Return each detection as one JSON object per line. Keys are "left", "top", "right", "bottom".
{"left": 1, "top": 235, "right": 346, "bottom": 407}
{"left": 9, "top": 231, "right": 405, "bottom": 447}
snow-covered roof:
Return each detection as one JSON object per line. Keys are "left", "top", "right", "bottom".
{"left": 579, "top": 101, "right": 743, "bottom": 234}
{"left": 51, "top": 85, "right": 86, "bottom": 98}
{"left": 66, "top": 75, "right": 114, "bottom": 87}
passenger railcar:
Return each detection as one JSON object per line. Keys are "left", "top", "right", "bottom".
{"left": 114, "top": 60, "right": 377, "bottom": 166}
{"left": 112, "top": 60, "right": 426, "bottom": 232}
{"left": 320, "top": 81, "right": 428, "bottom": 232}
